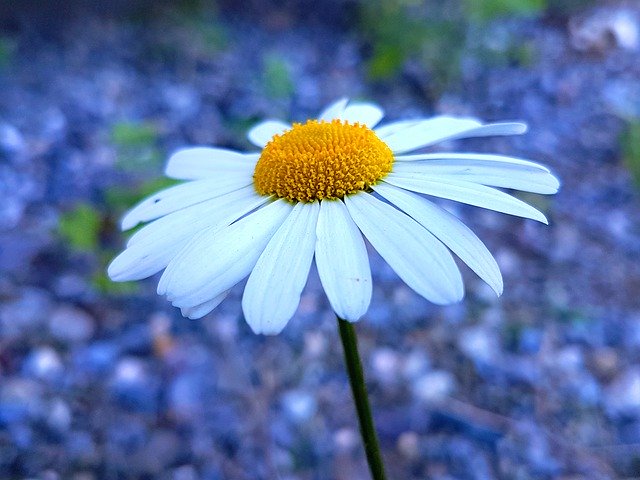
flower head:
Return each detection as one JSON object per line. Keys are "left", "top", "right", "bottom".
{"left": 108, "top": 99, "right": 559, "bottom": 334}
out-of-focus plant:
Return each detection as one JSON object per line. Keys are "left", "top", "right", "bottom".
{"left": 58, "top": 204, "right": 102, "bottom": 253}
{"left": 0, "top": 36, "right": 16, "bottom": 68}
{"left": 357, "top": 0, "right": 570, "bottom": 97}
{"left": 110, "top": 121, "right": 161, "bottom": 171}
{"left": 463, "top": 0, "right": 546, "bottom": 22}
{"left": 622, "top": 121, "right": 640, "bottom": 187}
{"left": 263, "top": 52, "right": 294, "bottom": 99}
{"left": 358, "top": 0, "right": 465, "bottom": 95}
{"left": 57, "top": 174, "right": 177, "bottom": 295}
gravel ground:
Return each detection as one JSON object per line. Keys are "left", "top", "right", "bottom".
{"left": 1, "top": 2, "right": 640, "bottom": 479}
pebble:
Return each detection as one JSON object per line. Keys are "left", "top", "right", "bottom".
{"left": 0, "top": 287, "right": 53, "bottom": 338}
{"left": 0, "top": 123, "right": 25, "bottom": 156}
{"left": 22, "top": 346, "right": 63, "bottom": 381}
{"left": 109, "top": 358, "right": 159, "bottom": 413}
{"left": 458, "top": 326, "right": 499, "bottom": 366}
{"left": 412, "top": 371, "right": 456, "bottom": 403}
{"left": 370, "top": 347, "right": 401, "bottom": 385}
{"left": 46, "top": 398, "right": 72, "bottom": 433}
{"left": 605, "top": 368, "right": 640, "bottom": 417}
{"left": 48, "top": 305, "right": 96, "bottom": 343}
{"left": 281, "top": 389, "right": 317, "bottom": 423}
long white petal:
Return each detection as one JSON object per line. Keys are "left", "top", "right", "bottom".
{"left": 180, "top": 291, "right": 229, "bottom": 320}
{"left": 384, "top": 174, "right": 548, "bottom": 224}
{"left": 242, "top": 202, "right": 319, "bottom": 335}
{"left": 108, "top": 187, "right": 268, "bottom": 281}
{"left": 394, "top": 153, "right": 551, "bottom": 172}
{"left": 345, "top": 193, "right": 463, "bottom": 305}
{"left": 339, "top": 103, "right": 384, "bottom": 128}
{"left": 165, "top": 147, "right": 258, "bottom": 180}
{"left": 318, "top": 98, "right": 349, "bottom": 121}
{"left": 126, "top": 186, "right": 266, "bottom": 247}
{"left": 374, "top": 120, "right": 422, "bottom": 138}
{"left": 121, "top": 176, "right": 253, "bottom": 230}
{"left": 373, "top": 183, "right": 503, "bottom": 295}
{"left": 393, "top": 162, "right": 560, "bottom": 194}
{"left": 384, "top": 117, "right": 527, "bottom": 154}
{"left": 315, "top": 200, "right": 372, "bottom": 322}
{"left": 159, "top": 199, "right": 293, "bottom": 308}
{"left": 247, "top": 120, "right": 290, "bottom": 148}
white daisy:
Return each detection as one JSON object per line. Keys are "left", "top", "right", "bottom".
{"left": 108, "top": 98, "right": 559, "bottom": 334}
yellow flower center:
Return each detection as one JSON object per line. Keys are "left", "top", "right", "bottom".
{"left": 253, "top": 119, "right": 394, "bottom": 203}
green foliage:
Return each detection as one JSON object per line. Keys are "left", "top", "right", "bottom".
{"left": 0, "top": 36, "right": 16, "bottom": 68}
{"left": 263, "top": 53, "right": 294, "bottom": 99}
{"left": 111, "top": 121, "right": 158, "bottom": 148}
{"left": 464, "top": 0, "right": 546, "bottom": 21}
{"left": 359, "top": 0, "right": 465, "bottom": 93}
{"left": 622, "top": 121, "right": 640, "bottom": 187}
{"left": 58, "top": 204, "right": 102, "bottom": 253}
{"left": 110, "top": 121, "right": 161, "bottom": 171}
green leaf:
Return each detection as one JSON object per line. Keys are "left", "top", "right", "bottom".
{"left": 465, "top": 0, "right": 546, "bottom": 21}
{"left": 622, "top": 121, "right": 640, "bottom": 187}
{"left": 263, "top": 53, "right": 294, "bottom": 99}
{"left": 58, "top": 204, "right": 102, "bottom": 252}
{"left": 111, "top": 121, "right": 158, "bottom": 147}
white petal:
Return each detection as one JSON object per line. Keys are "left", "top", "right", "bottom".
{"left": 127, "top": 186, "right": 266, "bottom": 247}
{"left": 315, "top": 200, "right": 372, "bottom": 322}
{"left": 121, "top": 175, "right": 252, "bottom": 230}
{"left": 242, "top": 202, "right": 319, "bottom": 335}
{"left": 373, "top": 183, "right": 503, "bottom": 295}
{"left": 384, "top": 117, "right": 527, "bottom": 154}
{"left": 345, "top": 193, "right": 463, "bottom": 305}
{"left": 180, "top": 291, "right": 229, "bottom": 319}
{"left": 339, "top": 103, "right": 385, "bottom": 128}
{"left": 159, "top": 199, "right": 293, "bottom": 308}
{"left": 247, "top": 120, "right": 291, "bottom": 148}
{"left": 374, "top": 120, "right": 422, "bottom": 138}
{"left": 393, "top": 162, "right": 560, "bottom": 194}
{"left": 108, "top": 187, "right": 268, "bottom": 281}
{"left": 165, "top": 147, "right": 258, "bottom": 180}
{"left": 318, "top": 98, "right": 349, "bottom": 121}
{"left": 394, "top": 152, "right": 551, "bottom": 172}
{"left": 384, "top": 174, "right": 548, "bottom": 224}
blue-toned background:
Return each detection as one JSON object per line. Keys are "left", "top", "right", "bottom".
{"left": 1, "top": 1, "right": 639, "bottom": 478}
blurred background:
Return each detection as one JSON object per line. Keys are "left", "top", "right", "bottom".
{"left": 1, "top": 0, "right": 639, "bottom": 478}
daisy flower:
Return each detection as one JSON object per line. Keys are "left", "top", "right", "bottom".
{"left": 108, "top": 98, "right": 559, "bottom": 334}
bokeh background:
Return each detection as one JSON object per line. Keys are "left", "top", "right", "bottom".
{"left": 1, "top": 0, "right": 639, "bottom": 478}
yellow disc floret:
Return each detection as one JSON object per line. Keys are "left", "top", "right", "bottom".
{"left": 253, "top": 119, "right": 394, "bottom": 203}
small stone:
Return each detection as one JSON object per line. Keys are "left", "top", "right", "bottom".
{"left": 46, "top": 398, "right": 72, "bottom": 433}
{"left": 49, "top": 305, "right": 96, "bottom": 343}
{"left": 605, "top": 368, "right": 640, "bottom": 417}
{"left": 172, "top": 465, "right": 199, "bottom": 480}
{"left": 370, "top": 348, "right": 400, "bottom": 385}
{"left": 397, "top": 431, "right": 420, "bottom": 459}
{"left": 590, "top": 347, "right": 619, "bottom": 380}
{"left": 333, "top": 427, "right": 358, "bottom": 450}
{"left": 412, "top": 370, "right": 455, "bottom": 403}
{"left": 401, "top": 349, "right": 430, "bottom": 381}
{"left": 109, "top": 358, "right": 159, "bottom": 413}
{"left": 0, "top": 288, "right": 52, "bottom": 337}
{"left": 304, "top": 330, "right": 327, "bottom": 358}
{"left": 22, "top": 346, "right": 63, "bottom": 381}
{"left": 0, "top": 123, "right": 25, "bottom": 155}
{"left": 458, "top": 326, "right": 499, "bottom": 366}
{"left": 281, "top": 389, "right": 317, "bottom": 423}
{"left": 570, "top": 8, "right": 640, "bottom": 52}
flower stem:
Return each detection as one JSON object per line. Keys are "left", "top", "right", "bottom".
{"left": 337, "top": 316, "right": 387, "bottom": 480}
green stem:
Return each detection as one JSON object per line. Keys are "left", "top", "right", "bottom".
{"left": 337, "top": 316, "right": 387, "bottom": 480}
